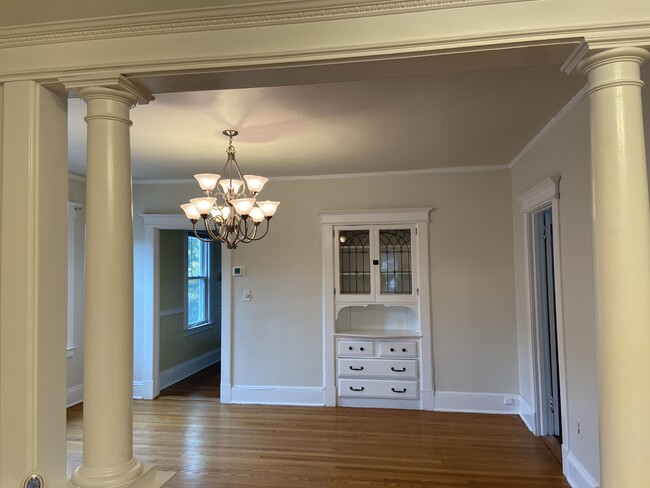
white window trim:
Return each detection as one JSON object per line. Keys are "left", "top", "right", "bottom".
{"left": 183, "top": 231, "right": 213, "bottom": 335}
{"left": 67, "top": 202, "right": 83, "bottom": 357}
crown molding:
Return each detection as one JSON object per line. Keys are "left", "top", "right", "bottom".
{"left": 131, "top": 164, "right": 509, "bottom": 184}
{"left": 0, "top": 0, "right": 533, "bottom": 48}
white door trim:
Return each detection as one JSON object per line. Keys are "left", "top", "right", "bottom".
{"left": 517, "top": 176, "right": 569, "bottom": 454}
{"left": 139, "top": 214, "right": 232, "bottom": 400}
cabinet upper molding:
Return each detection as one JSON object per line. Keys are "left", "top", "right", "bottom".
{"left": 321, "top": 208, "right": 431, "bottom": 224}
{"left": 0, "top": 0, "right": 534, "bottom": 48}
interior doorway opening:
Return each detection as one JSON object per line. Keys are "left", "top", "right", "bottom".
{"left": 533, "top": 207, "right": 562, "bottom": 444}
{"left": 157, "top": 229, "right": 223, "bottom": 397}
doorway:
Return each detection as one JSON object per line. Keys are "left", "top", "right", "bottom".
{"left": 533, "top": 207, "right": 562, "bottom": 443}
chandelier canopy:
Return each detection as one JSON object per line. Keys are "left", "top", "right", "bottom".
{"left": 180, "top": 129, "right": 280, "bottom": 249}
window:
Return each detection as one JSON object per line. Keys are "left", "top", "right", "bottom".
{"left": 185, "top": 233, "right": 211, "bottom": 330}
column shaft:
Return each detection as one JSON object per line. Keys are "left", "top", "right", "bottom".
{"left": 580, "top": 47, "right": 650, "bottom": 487}
{"left": 72, "top": 87, "right": 143, "bottom": 487}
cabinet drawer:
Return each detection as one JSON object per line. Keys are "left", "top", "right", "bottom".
{"left": 338, "top": 340, "right": 374, "bottom": 357}
{"left": 378, "top": 341, "right": 418, "bottom": 358}
{"left": 338, "top": 358, "right": 418, "bottom": 379}
{"left": 339, "top": 379, "right": 419, "bottom": 399}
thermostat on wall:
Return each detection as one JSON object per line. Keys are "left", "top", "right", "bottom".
{"left": 232, "top": 266, "right": 244, "bottom": 277}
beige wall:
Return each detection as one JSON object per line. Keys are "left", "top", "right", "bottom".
{"left": 511, "top": 98, "right": 600, "bottom": 478}
{"left": 134, "top": 169, "right": 518, "bottom": 392}
{"left": 158, "top": 230, "right": 221, "bottom": 372}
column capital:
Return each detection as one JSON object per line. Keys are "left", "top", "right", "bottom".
{"left": 562, "top": 42, "right": 649, "bottom": 76}
{"left": 61, "top": 73, "right": 154, "bottom": 107}
{"left": 573, "top": 47, "right": 649, "bottom": 97}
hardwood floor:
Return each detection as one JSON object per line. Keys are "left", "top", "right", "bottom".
{"left": 67, "top": 366, "right": 569, "bottom": 487}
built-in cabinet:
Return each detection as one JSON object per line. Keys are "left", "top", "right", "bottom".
{"left": 321, "top": 209, "right": 433, "bottom": 410}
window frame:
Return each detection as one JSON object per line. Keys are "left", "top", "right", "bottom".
{"left": 183, "top": 232, "right": 213, "bottom": 335}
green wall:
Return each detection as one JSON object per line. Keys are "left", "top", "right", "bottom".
{"left": 159, "top": 230, "right": 221, "bottom": 372}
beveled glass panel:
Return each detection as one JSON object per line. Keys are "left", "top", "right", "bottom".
{"left": 339, "top": 229, "right": 371, "bottom": 294}
{"left": 379, "top": 229, "right": 412, "bottom": 294}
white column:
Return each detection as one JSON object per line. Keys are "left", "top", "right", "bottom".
{"left": 69, "top": 79, "right": 153, "bottom": 488}
{"left": 579, "top": 47, "right": 650, "bottom": 487}
{"left": 0, "top": 81, "right": 68, "bottom": 488}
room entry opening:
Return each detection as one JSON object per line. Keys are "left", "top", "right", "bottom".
{"left": 533, "top": 206, "right": 561, "bottom": 441}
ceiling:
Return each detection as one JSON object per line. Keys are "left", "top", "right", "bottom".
{"left": 67, "top": 57, "right": 589, "bottom": 180}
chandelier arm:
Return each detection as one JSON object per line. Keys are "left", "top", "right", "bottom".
{"left": 247, "top": 219, "right": 271, "bottom": 242}
{"left": 237, "top": 217, "right": 258, "bottom": 243}
{"left": 192, "top": 219, "right": 219, "bottom": 243}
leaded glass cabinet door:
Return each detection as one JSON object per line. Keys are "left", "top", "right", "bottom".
{"left": 336, "top": 227, "right": 374, "bottom": 302}
{"left": 375, "top": 225, "right": 417, "bottom": 303}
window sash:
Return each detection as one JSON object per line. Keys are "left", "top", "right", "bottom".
{"left": 186, "top": 234, "right": 211, "bottom": 329}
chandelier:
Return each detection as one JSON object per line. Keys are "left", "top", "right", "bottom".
{"left": 180, "top": 129, "right": 280, "bottom": 249}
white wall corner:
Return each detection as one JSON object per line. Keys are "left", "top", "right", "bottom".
{"left": 565, "top": 451, "right": 600, "bottom": 488}
{"left": 159, "top": 348, "right": 220, "bottom": 391}
{"left": 434, "top": 391, "right": 520, "bottom": 414}
{"left": 230, "top": 386, "right": 325, "bottom": 406}
{"left": 518, "top": 395, "right": 536, "bottom": 433}
{"left": 67, "top": 384, "right": 84, "bottom": 408}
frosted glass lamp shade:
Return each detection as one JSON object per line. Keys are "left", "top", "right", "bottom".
{"left": 219, "top": 178, "right": 243, "bottom": 194}
{"left": 230, "top": 198, "right": 255, "bottom": 216}
{"left": 190, "top": 197, "right": 217, "bottom": 215}
{"left": 221, "top": 206, "right": 232, "bottom": 220}
{"left": 181, "top": 203, "right": 201, "bottom": 221}
{"left": 194, "top": 173, "right": 220, "bottom": 192}
{"left": 249, "top": 207, "right": 265, "bottom": 223}
{"left": 244, "top": 175, "right": 268, "bottom": 194}
{"left": 258, "top": 200, "right": 280, "bottom": 217}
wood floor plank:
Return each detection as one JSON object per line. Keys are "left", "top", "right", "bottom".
{"left": 66, "top": 367, "right": 569, "bottom": 487}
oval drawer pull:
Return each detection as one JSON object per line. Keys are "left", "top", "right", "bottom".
{"left": 349, "top": 366, "right": 364, "bottom": 371}
{"left": 390, "top": 367, "right": 406, "bottom": 372}
{"left": 349, "top": 386, "right": 365, "bottom": 392}
{"left": 391, "top": 387, "right": 407, "bottom": 393}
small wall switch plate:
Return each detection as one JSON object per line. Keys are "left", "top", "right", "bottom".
{"left": 576, "top": 418, "right": 582, "bottom": 440}
{"left": 233, "top": 266, "right": 244, "bottom": 277}
{"left": 243, "top": 289, "right": 251, "bottom": 302}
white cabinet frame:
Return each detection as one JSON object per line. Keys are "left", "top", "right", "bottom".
{"left": 321, "top": 208, "right": 434, "bottom": 410}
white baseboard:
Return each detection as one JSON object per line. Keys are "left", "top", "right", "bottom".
{"left": 220, "top": 383, "right": 232, "bottom": 403}
{"left": 67, "top": 383, "right": 84, "bottom": 407}
{"left": 518, "top": 395, "right": 536, "bottom": 433}
{"left": 434, "top": 391, "right": 520, "bottom": 414}
{"left": 230, "top": 385, "right": 325, "bottom": 406}
{"left": 133, "top": 381, "right": 145, "bottom": 400}
{"left": 159, "top": 348, "right": 220, "bottom": 390}
{"left": 565, "top": 451, "right": 600, "bottom": 488}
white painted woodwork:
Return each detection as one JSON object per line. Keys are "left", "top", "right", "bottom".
{"left": 339, "top": 378, "right": 419, "bottom": 400}
{"left": 517, "top": 176, "right": 569, "bottom": 464}
{"left": 323, "top": 208, "right": 433, "bottom": 410}
{"left": 578, "top": 47, "right": 650, "bottom": 487}
{"left": 0, "top": 81, "right": 68, "bottom": 488}
{"left": 337, "top": 358, "right": 418, "bottom": 379}
{"left": 69, "top": 80, "right": 152, "bottom": 488}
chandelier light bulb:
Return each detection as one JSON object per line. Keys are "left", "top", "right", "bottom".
{"left": 219, "top": 178, "right": 243, "bottom": 195}
{"left": 194, "top": 173, "right": 220, "bottom": 193}
{"left": 249, "top": 207, "right": 265, "bottom": 223}
{"left": 180, "top": 203, "right": 201, "bottom": 221}
{"left": 258, "top": 200, "right": 280, "bottom": 217}
{"left": 190, "top": 197, "right": 216, "bottom": 216}
{"left": 230, "top": 198, "right": 256, "bottom": 216}
{"left": 244, "top": 175, "right": 268, "bottom": 194}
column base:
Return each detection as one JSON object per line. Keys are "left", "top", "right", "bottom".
{"left": 72, "top": 457, "right": 150, "bottom": 488}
